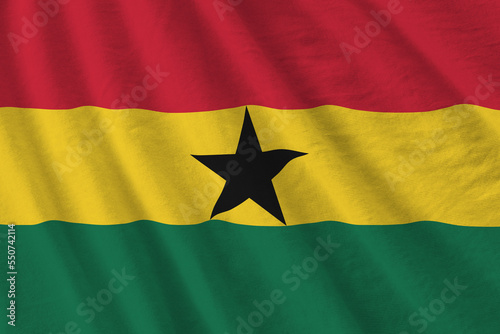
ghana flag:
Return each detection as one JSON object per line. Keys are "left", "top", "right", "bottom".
{"left": 1, "top": 1, "right": 500, "bottom": 333}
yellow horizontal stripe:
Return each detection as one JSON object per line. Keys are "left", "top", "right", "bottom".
{"left": 0, "top": 105, "right": 499, "bottom": 226}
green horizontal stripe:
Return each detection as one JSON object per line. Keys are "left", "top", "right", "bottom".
{"left": 2, "top": 221, "right": 500, "bottom": 334}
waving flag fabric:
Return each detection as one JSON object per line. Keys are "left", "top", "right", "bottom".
{"left": 1, "top": 1, "right": 500, "bottom": 333}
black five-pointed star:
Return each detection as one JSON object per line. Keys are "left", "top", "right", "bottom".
{"left": 192, "top": 107, "right": 306, "bottom": 225}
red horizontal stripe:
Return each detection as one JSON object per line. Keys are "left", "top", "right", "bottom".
{"left": 1, "top": 0, "right": 499, "bottom": 112}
